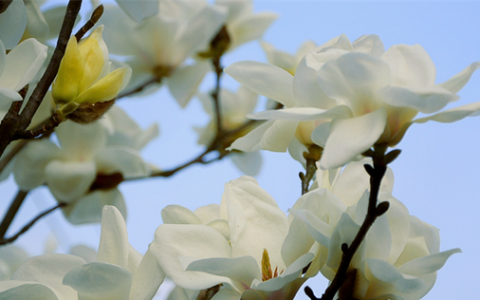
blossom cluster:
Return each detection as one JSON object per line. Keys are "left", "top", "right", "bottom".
{"left": 0, "top": 1, "right": 478, "bottom": 300}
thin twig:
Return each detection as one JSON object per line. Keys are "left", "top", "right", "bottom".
{"left": 305, "top": 144, "right": 393, "bottom": 300}
{"left": 211, "top": 56, "right": 224, "bottom": 135}
{"left": 0, "top": 0, "right": 82, "bottom": 157}
{"left": 17, "top": 112, "right": 64, "bottom": 139}
{"left": 299, "top": 145, "right": 323, "bottom": 195}
{"left": 74, "top": 4, "right": 104, "bottom": 41}
{"left": 0, "top": 190, "right": 29, "bottom": 239}
{"left": 0, "top": 203, "right": 66, "bottom": 246}
{"left": 117, "top": 76, "right": 161, "bottom": 100}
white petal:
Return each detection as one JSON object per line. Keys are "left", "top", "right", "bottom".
{"left": 12, "top": 254, "right": 86, "bottom": 299}
{"left": 63, "top": 189, "right": 127, "bottom": 225}
{"left": 167, "top": 62, "right": 210, "bottom": 108}
{"left": 320, "top": 108, "right": 387, "bottom": 170}
{"left": 413, "top": 100, "right": 480, "bottom": 124}
{"left": 230, "top": 151, "right": 262, "bottom": 176}
{"left": 378, "top": 85, "right": 457, "bottom": 114}
{"left": 63, "top": 262, "right": 132, "bottom": 300}
{"left": 368, "top": 258, "right": 424, "bottom": 293}
{"left": 250, "top": 106, "right": 353, "bottom": 121}
{"left": 130, "top": 249, "right": 165, "bottom": 300}
{"left": 186, "top": 256, "right": 260, "bottom": 288}
{"left": 0, "top": 38, "right": 47, "bottom": 91}
{"left": 381, "top": 44, "right": 436, "bottom": 87}
{"left": 229, "top": 12, "right": 278, "bottom": 50}
{"left": 399, "top": 248, "right": 461, "bottom": 276}
{"left": 327, "top": 213, "right": 361, "bottom": 269}
{"left": 161, "top": 205, "right": 202, "bottom": 225}
{"left": 352, "top": 34, "right": 385, "bottom": 57}
{"left": 261, "top": 40, "right": 296, "bottom": 72}
{"left": 100, "top": 5, "right": 141, "bottom": 56}
{"left": 260, "top": 120, "right": 298, "bottom": 152}
{"left": 0, "top": 282, "right": 59, "bottom": 300}
{"left": 225, "top": 61, "right": 295, "bottom": 107}
{"left": 438, "top": 62, "right": 480, "bottom": 94}
{"left": 56, "top": 121, "right": 106, "bottom": 160}
{"left": 97, "top": 206, "right": 129, "bottom": 268}
{"left": 0, "top": 0, "right": 27, "bottom": 49}
{"left": 13, "top": 140, "right": 62, "bottom": 190}
{"left": 45, "top": 160, "right": 96, "bottom": 202}
{"left": 150, "top": 224, "right": 232, "bottom": 290}
{"left": 25, "top": 0, "right": 49, "bottom": 39}
{"left": 116, "top": 0, "right": 159, "bottom": 22}
{"left": 229, "top": 120, "right": 273, "bottom": 152}
{"left": 95, "top": 146, "right": 149, "bottom": 178}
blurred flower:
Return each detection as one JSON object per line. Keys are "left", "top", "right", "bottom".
{"left": 92, "top": 0, "right": 160, "bottom": 23}
{"left": 195, "top": 86, "right": 262, "bottom": 175}
{"left": 13, "top": 112, "right": 155, "bottom": 224}
{"left": 0, "top": 206, "right": 164, "bottom": 300}
{"left": 51, "top": 26, "right": 131, "bottom": 123}
{"left": 0, "top": 245, "right": 29, "bottom": 280}
{"left": 0, "top": 0, "right": 27, "bottom": 49}
{"left": 150, "top": 176, "right": 315, "bottom": 300}
{"left": 289, "top": 160, "right": 460, "bottom": 300}
{"left": 100, "top": 2, "right": 226, "bottom": 107}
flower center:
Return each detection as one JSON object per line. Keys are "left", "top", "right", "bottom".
{"left": 261, "top": 249, "right": 283, "bottom": 281}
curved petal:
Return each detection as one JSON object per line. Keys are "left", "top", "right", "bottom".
{"left": 0, "top": 282, "right": 59, "bottom": 300}
{"left": 167, "top": 62, "right": 209, "bottom": 108}
{"left": 45, "top": 160, "right": 96, "bottom": 202}
{"left": 13, "top": 140, "right": 61, "bottom": 190}
{"left": 260, "top": 120, "right": 298, "bottom": 152}
{"left": 63, "top": 189, "right": 127, "bottom": 225}
{"left": 229, "top": 120, "right": 273, "bottom": 152}
{"left": 230, "top": 151, "right": 262, "bottom": 176}
{"left": 250, "top": 105, "right": 353, "bottom": 121}
{"left": 95, "top": 206, "right": 129, "bottom": 268}
{"left": 56, "top": 120, "right": 106, "bottom": 159}
{"left": 0, "top": 0, "right": 27, "bottom": 49}
{"left": 378, "top": 85, "right": 457, "bottom": 114}
{"left": 0, "top": 38, "right": 48, "bottom": 91}
{"left": 413, "top": 100, "right": 480, "bottom": 124}
{"left": 229, "top": 12, "right": 278, "bottom": 50}
{"left": 76, "top": 67, "right": 132, "bottom": 103}
{"left": 150, "top": 224, "right": 232, "bottom": 290}
{"left": 25, "top": 0, "right": 49, "bottom": 39}
{"left": 161, "top": 205, "right": 202, "bottom": 225}
{"left": 367, "top": 258, "right": 425, "bottom": 293}
{"left": 116, "top": 0, "right": 159, "bottom": 22}
{"left": 320, "top": 108, "right": 387, "bottom": 170}
{"left": 130, "top": 248, "right": 165, "bottom": 300}
{"left": 438, "top": 62, "right": 480, "bottom": 94}
{"left": 11, "top": 254, "right": 86, "bottom": 299}
{"left": 63, "top": 262, "right": 132, "bottom": 300}
{"left": 225, "top": 61, "right": 295, "bottom": 107}
{"left": 260, "top": 40, "right": 296, "bottom": 73}
{"left": 95, "top": 146, "right": 149, "bottom": 178}
{"left": 399, "top": 248, "right": 461, "bottom": 276}
{"left": 352, "top": 34, "right": 385, "bottom": 57}
{"left": 381, "top": 44, "right": 436, "bottom": 87}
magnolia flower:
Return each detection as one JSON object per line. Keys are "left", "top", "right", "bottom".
{"left": 100, "top": 2, "right": 226, "bottom": 107}
{"left": 229, "top": 34, "right": 480, "bottom": 169}
{"left": 289, "top": 161, "right": 460, "bottom": 300}
{"left": 195, "top": 86, "right": 262, "bottom": 175}
{"left": 0, "top": 245, "right": 29, "bottom": 281}
{"left": 0, "top": 0, "right": 27, "bottom": 49}
{"left": 261, "top": 40, "right": 317, "bottom": 75}
{"left": 13, "top": 117, "right": 152, "bottom": 224}
{"left": 0, "top": 37, "right": 47, "bottom": 109}
{"left": 51, "top": 26, "right": 131, "bottom": 123}
{"left": 92, "top": 0, "right": 160, "bottom": 23}
{"left": 150, "top": 176, "right": 315, "bottom": 300}
{"left": 226, "top": 34, "right": 369, "bottom": 157}
{"left": 0, "top": 206, "right": 164, "bottom": 300}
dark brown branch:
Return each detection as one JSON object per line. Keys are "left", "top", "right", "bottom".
{"left": 117, "top": 76, "right": 161, "bottom": 100}
{"left": 306, "top": 144, "right": 395, "bottom": 300}
{"left": 0, "top": 0, "right": 82, "bottom": 157}
{"left": 0, "top": 202, "right": 66, "bottom": 246}
{"left": 0, "top": 190, "right": 29, "bottom": 239}
{"left": 0, "top": 0, "right": 13, "bottom": 14}
{"left": 75, "top": 4, "right": 104, "bottom": 41}
{"left": 16, "top": 112, "right": 64, "bottom": 139}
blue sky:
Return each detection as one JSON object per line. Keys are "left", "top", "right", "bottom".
{"left": 1, "top": 1, "right": 479, "bottom": 299}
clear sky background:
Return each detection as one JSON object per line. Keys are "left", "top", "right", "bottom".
{"left": 1, "top": 1, "right": 479, "bottom": 299}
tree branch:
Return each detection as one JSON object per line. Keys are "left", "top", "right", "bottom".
{"left": 211, "top": 56, "right": 224, "bottom": 135}
{"left": 299, "top": 145, "right": 323, "bottom": 195}
{"left": 117, "top": 76, "right": 161, "bottom": 100}
{"left": 0, "top": 190, "right": 29, "bottom": 239}
{"left": 305, "top": 144, "right": 398, "bottom": 300}
{"left": 0, "top": 0, "right": 82, "bottom": 157}
{"left": 0, "top": 202, "right": 66, "bottom": 246}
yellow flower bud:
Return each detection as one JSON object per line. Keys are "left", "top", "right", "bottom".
{"left": 51, "top": 25, "right": 131, "bottom": 123}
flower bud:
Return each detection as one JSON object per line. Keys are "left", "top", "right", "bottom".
{"left": 51, "top": 25, "right": 131, "bottom": 123}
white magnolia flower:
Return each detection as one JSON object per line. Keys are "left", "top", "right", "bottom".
{"left": 13, "top": 118, "right": 151, "bottom": 224}
{"left": 225, "top": 34, "right": 369, "bottom": 157}
{"left": 261, "top": 40, "right": 317, "bottom": 75}
{"left": 195, "top": 86, "right": 262, "bottom": 175}
{"left": 0, "top": 245, "right": 29, "bottom": 281}
{"left": 230, "top": 34, "right": 480, "bottom": 169}
{"left": 150, "top": 176, "right": 315, "bottom": 300}
{"left": 0, "top": 37, "right": 47, "bottom": 109}
{"left": 100, "top": 2, "right": 226, "bottom": 107}
{"left": 289, "top": 161, "right": 460, "bottom": 300}
{"left": 0, "top": 206, "right": 164, "bottom": 300}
